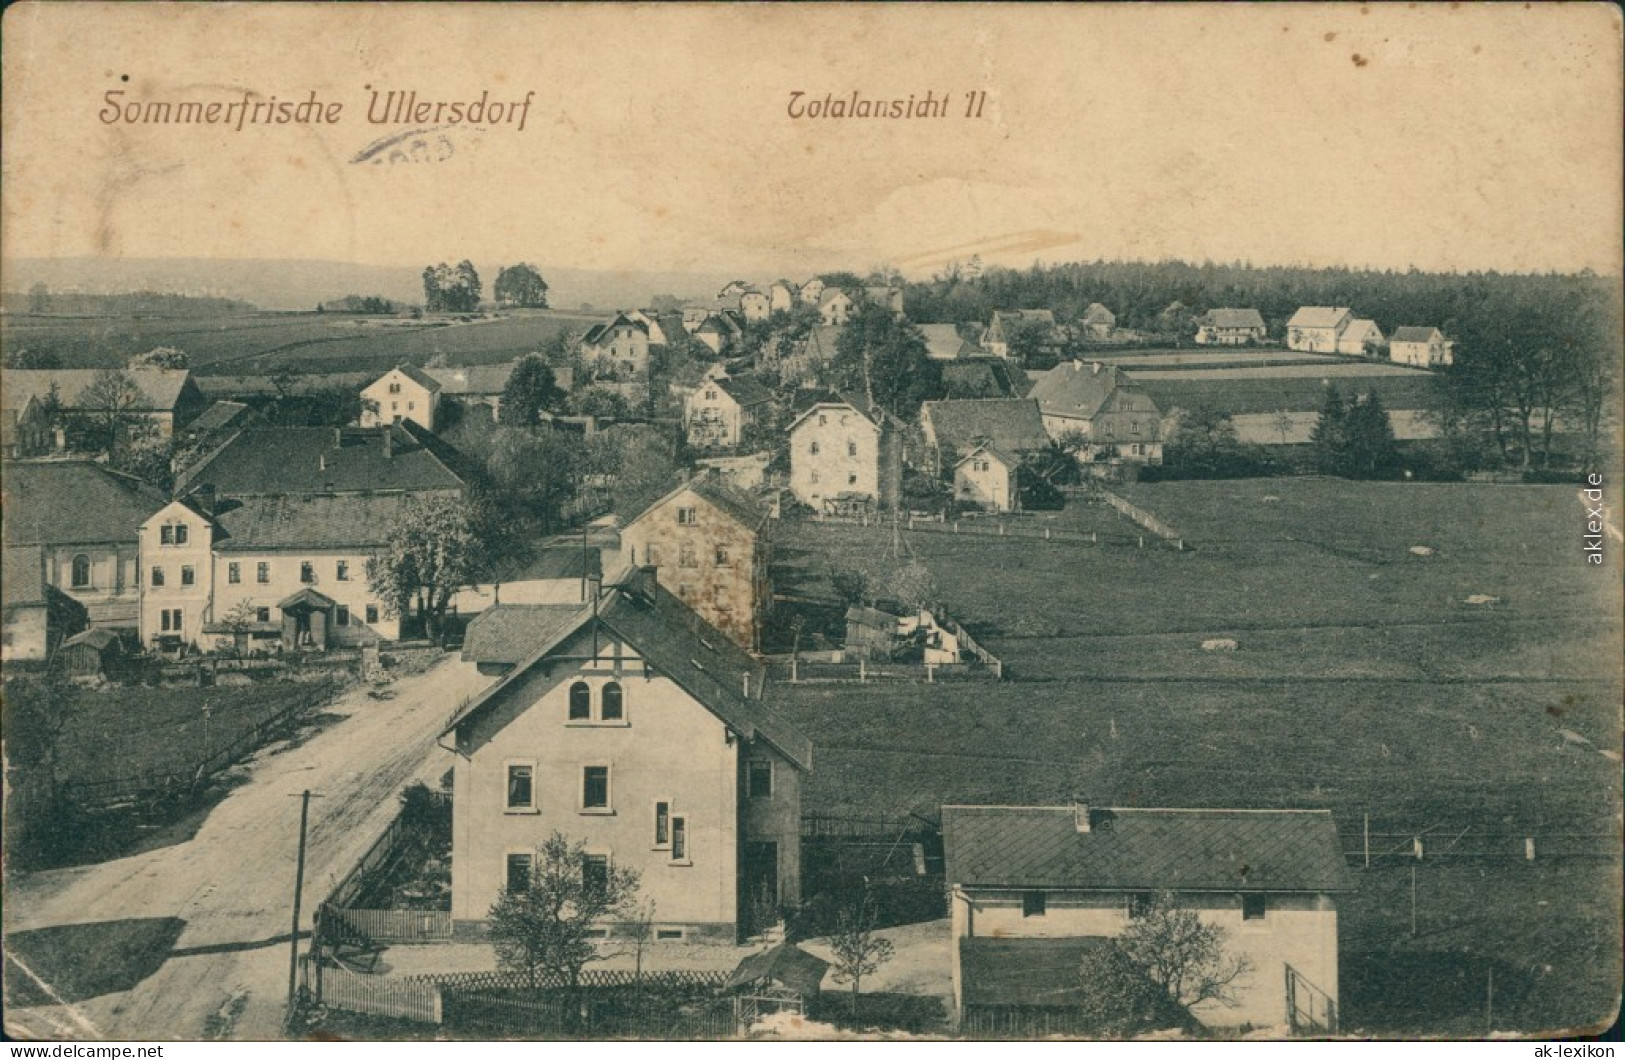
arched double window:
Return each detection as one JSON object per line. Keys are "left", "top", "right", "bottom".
{"left": 70, "top": 554, "right": 91, "bottom": 589}
{"left": 601, "top": 682, "right": 624, "bottom": 721}
{"left": 568, "top": 680, "right": 627, "bottom": 723}
{"left": 568, "top": 681, "right": 591, "bottom": 720}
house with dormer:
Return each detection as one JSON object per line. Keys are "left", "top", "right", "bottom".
{"left": 443, "top": 568, "right": 812, "bottom": 941}
{"left": 618, "top": 471, "right": 772, "bottom": 652}
{"left": 944, "top": 803, "right": 1352, "bottom": 1033}
{"left": 581, "top": 313, "right": 658, "bottom": 381}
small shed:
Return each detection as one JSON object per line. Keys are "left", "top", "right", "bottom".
{"left": 844, "top": 606, "right": 900, "bottom": 661}
{"left": 278, "top": 587, "right": 338, "bottom": 650}
{"left": 725, "top": 942, "right": 830, "bottom": 1021}
{"left": 56, "top": 627, "right": 124, "bottom": 679}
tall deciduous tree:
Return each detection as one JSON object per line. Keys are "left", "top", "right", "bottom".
{"left": 832, "top": 304, "right": 940, "bottom": 420}
{"left": 501, "top": 354, "right": 568, "bottom": 427}
{"left": 422, "top": 260, "right": 483, "bottom": 313}
{"left": 365, "top": 495, "right": 488, "bottom": 642}
{"left": 494, "top": 263, "right": 550, "bottom": 308}
{"left": 487, "top": 832, "right": 641, "bottom": 996}
{"left": 74, "top": 368, "right": 156, "bottom": 458}
{"left": 1116, "top": 891, "right": 1252, "bottom": 1013}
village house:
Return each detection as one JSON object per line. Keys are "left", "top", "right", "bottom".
{"left": 684, "top": 375, "right": 776, "bottom": 451}
{"left": 1, "top": 459, "right": 168, "bottom": 628}
{"left": 740, "top": 288, "right": 772, "bottom": 323}
{"left": 176, "top": 422, "right": 466, "bottom": 502}
{"left": 443, "top": 568, "right": 813, "bottom": 941}
{"left": 618, "top": 472, "right": 773, "bottom": 653}
{"left": 940, "top": 360, "right": 1031, "bottom": 400}
{"left": 919, "top": 397, "right": 1050, "bottom": 475}
{"left": 787, "top": 392, "right": 903, "bottom": 514}
{"left": 2, "top": 545, "right": 88, "bottom": 663}
{"left": 1336, "top": 318, "right": 1385, "bottom": 357}
{"left": 1195, "top": 308, "right": 1268, "bottom": 346}
{"left": 818, "top": 288, "right": 856, "bottom": 327}
{"left": 954, "top": 443, "right": 1021, "bottom": 512}
{"left": 1286, "top": 307, "right": 1354, "bottom": 353}
{"left": 424, "top": 362, "right": 518, "bottom": 422}
{"left": 797, "top": 277, "right": 826, "bottom": 307}
{"left": 918, "top": 324, "right": 982, "bottom": 362}
{"left": 176, "top": 400, "right": 263, "bottom": 455}
{"left": 771, "top": 324, "right": 843, "bottom": 387}
{"left": 983, "top": 310, "right": 1062, "bottom": 361}
{"left": 2, "top": 393, "right": 52, "bottom": 457}
{"left": 1080, "top": 303, "right": 1117, "bottom": 340}
{"left": 581, "top": 312, "right": 660, "bottom": 381}
{"left": 694, "top": 312, "right": 745, "bottom": 356}
{"left": 768, "top": 281, "right": 799, "bottom": 315}
{"left": 1, "top": 367, "right": 207, "bottom": 444}
{"left": 138, "top": 491, "right": 415, "bottom": 651}
{"left": 863, "top": 285, "right": 905, "bottom": 316}
{"left": 360, "top": 364, "right": 443, "bottom": 431}
{"left": 944, "top": 803, "right": 1351, "bottom": 1033}
{"left": 1389, "top": 326, "right": 1453, "bottom": 368}
{"left": 1027, "top": 360, "right": 1164, "bottom": 465}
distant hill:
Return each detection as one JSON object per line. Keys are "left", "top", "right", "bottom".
{"left": 4, "top": 257, "right": 751, "bottom": 313}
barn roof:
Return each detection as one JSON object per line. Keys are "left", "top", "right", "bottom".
{"left": 1, "top": 460, "right": 168, "bottom": 548}
{"left": 1201, "top": 308, "right": 1266, "bottom": 330}
{"left": 921, "top": 398, "right": 1049, "bottom": 455}
{"left": 1287, "top": 307, "right": 1353, "bottom": 330}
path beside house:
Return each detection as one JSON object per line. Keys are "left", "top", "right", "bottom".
{"left": 3, "top": 656, "right": 493, "bottom": 1042}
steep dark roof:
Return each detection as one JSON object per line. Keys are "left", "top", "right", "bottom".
{"left": 444, "top": 571, "right": 812, "bottom": 771}
{"left": 943, "top": 805, "right": 1353, "bottom": 893}
{"left": 1028, "top": 361, "right": 1147, "bottom": 421}
{"left": 212, "top": 493, "right": 420, "bottom": 550}
{"left": 688, "top": 473, "right": 771, "bottom": 529}
{"left": 177, "top": 424, "right": 464, "bottom": 497}
{"left": 424, "top": 363, "right": 515, "bottom": 396}
{"left": 2, "top": 460, "right": 168, "bottom": 547}
{"left": 60, "top": 627, "right": 121, "bottom": 652}
{"left": 1, "top": 369, "right": 194, "bottom": 413}
{"left": 277, "top": 586, "right": 338, "bottom": 611}
{"left": 462, "top": 604, "right": 587, "bottom": 665}
{"left": 922, "top": 398, "right": 1049, "bottom": 455}
{"left": 391, "top": 363, "right": 442, "bottom": 392}
{"left": 187, "top": 400, "right": 255, "bottom": 435}
{"left": 1391, "top": 326, "right": 1442, "bottom": 344}
{"left": 725, "top": 943, "right": 830, "bottom": 995}
{"left": 1082, "top": 303, "right": 1116, "bottom": 323}
{"left": 1201, "top": 308, "right": 1266, "bottom": 330}
{"left": 2, "top": 545, "right": 47, "bottom": 607}
{"left": 715, "top": 375, "right": 775, "bottom": 408}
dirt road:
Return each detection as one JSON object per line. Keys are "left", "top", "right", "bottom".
{"left": 3, "top": 657, "right": 492, "bottom": 1041}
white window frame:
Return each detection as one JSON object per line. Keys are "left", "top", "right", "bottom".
{"left": 227, "top": 562, "right": 241, "bottom": 584}
{"left": 580, "top": 763, "right": 613, "bottom": 815}
{"left": 505, "top": 760, "right": 539, "bottom": 814}
{"left": 668, "top": 814, "right": 691, "bottom": 865}
{"left": 652, "top": 798, "right": 673, "bottom": 849}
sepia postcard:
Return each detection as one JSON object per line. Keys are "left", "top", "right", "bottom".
{"left": 2, "top": 2, "right": 1621, "bottom": 1046}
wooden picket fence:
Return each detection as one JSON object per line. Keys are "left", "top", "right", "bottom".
{"left": 327, "top": 907, "right": 453, "bottom": 943}
{"left": 316, "top": 962, "right": 443, "bottom": 1024}
{"left": 422, "top": 968, "right": 729, "bottom": 992}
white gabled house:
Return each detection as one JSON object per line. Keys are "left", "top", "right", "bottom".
{"left": 443, "top": 569, "right": 813, "bottom": 942}
{"left": 954, "top": 443, "right": 1020, "bottom": 513}
{"left": 361, "top": 364, "right": 442, "bottom": 431}
{"left": 1335, "top": 318, "right": 1385, "bottom": 357}
{"left": 1286, "top": 307, "right": 1354, "bottom": 353}
{"left": 786, "top": 392, "right": 902, "bottom": 514}
{"left": 1389, "top": 327, "right": 1453, "bottom": 368}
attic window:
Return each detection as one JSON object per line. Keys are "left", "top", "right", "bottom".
{"left": 1242, "top": 894, "right": 1267, "bottom": 921}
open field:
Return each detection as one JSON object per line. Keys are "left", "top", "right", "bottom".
{"left": 770, "top": 478, "right": 1621, "bottom": 1033}
{"left": 1, "top": 309, "right": 598, "bottom": 377}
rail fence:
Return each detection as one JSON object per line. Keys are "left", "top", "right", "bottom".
{"left": 71, "top": 681, "right": 336, "bottom": 811}
{"left": 957, "top": 1008, "right": 1102, "bottom": 1039}
{"left": 1095, "top": 487, "right": 1187, "bottom": 550}
{"left": 1340, "top": 826, "right": 1618, "bottom": 865}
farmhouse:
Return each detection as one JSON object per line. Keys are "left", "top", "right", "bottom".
{"left": 1286, "top": 307, "right": 1354, "bottom": 353}
{"left": 1389, "top": 327, "right": 1453, "bottom": 368}
{"left": 2, "top": 393, "right": 51, "bottom": 457}
{"left": 772, "top": 324, "right": 843, "bottom": 386}
{"left": 684, "top": 375, "right": 776, "bottom": 451}
{"left": 1, "top": 459, "right": 168, "bottom": 627}
{"left": 983, "top": 309, "right": 1061, "bottom": 361}
{"left": 740, "top": 288, "right": 772, "bottom": 322}
{"left": 443, "top": 568, "right": 813, "bottom": 941}
{"left": 1335, "top": 318, "right": 1385, "bottom": 357}
{"left": 1195, "top": 308, "right": 1267, "bottom": 346}
{"left": 940, "top": 360, "right": 1030, "bottom": 400}
{"left": 360, "top": 364, "right": 441, "bottom": 431}
{"left": 944, "top": 803, "right": 1352, "bottom": 1032}
{"left": 818, "top": 287, "right": 856, "bottom": 327}
{"left": 768, "top": 281, "right": 799, "bottom": 315}
{"left": 581, "top": 312, "right": 659, "bottom": 381}
{"left": 619, "top": 471, "right": 773, "bottom": 652}
{"left": 787, "top": 392, "right": 903, "bottom": 514}
{"left": 1080, "top": 303, "right": 1117, "bottom": 340}
{"left": 954, "top": 443, "right": 1020, "bottom": 512}
{"left": 177, "top": 400, "right": 262, "bottom": 453}
{"left": 798, "top": 277, "right": 826, "bottom": 306}
{"left": 919, "top": 397, "right": 1049, "bottom": 473}
{"left": 424, "top": 362, "right": 518, "bottom": 422}
{"left": 693, "top": 311, "right": 745, "bottom": 355}
{"left": 0, "top": 368, "right": 207, "bottom": 442}
{"left": 1027, "top": 360, "right": 1163, "bottom": 465}
{"left": 918, "top": 323, "right": 982, "bottom": 362}
{"left": 2, "top": 545, "right": 88, "bottom": 662}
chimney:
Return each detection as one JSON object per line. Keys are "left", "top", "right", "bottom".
{"left": 1073, "top": 800, "right": 1092, "bottom": 833}
{"left": 383, "top": 426, "right": 395, "bottom": 459}
{"left": 585, "top": 571, "right": 602, "bottom": 603}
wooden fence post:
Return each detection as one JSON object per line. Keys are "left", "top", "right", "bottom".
{"left": 1525, "top": 837, "right": 1535, "bottom": 861}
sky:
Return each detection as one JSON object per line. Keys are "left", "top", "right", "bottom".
{"left": 2, "top": 3, "right": 1621, "bottom": 281}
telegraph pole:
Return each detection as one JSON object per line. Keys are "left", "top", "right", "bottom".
{"left": 286, "top": 790, "right": 324, "bottom": 1024}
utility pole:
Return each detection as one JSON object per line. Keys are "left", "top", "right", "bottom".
{"left": 286, "top": 790, "right": 324, "bottom": 1024}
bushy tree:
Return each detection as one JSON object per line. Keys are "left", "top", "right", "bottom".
{"left": 72, "top": 368, "right": 156, "bottom": 458}
{"left": 1075, "top": 941, "right": 1188, "bottom": 1037}
{"left": 422, "top": 260, "right": 483, "bottom": 313}
{"left": 501, "top": 354, "right": 568, "bottom": 427}
{"left": 494, "top": 263, "right": 549, "bottom": 308}
{"left": 831, "top": 304, "right": 940, "bottom": 420}
{"left": 128, "top": 346, "right": 189, "bottom": 370}
{"left": 1117, "top": 891, "right": 1252, "bottom": 1013}
{"left": 365, "top": 495, "right": 489, "bottom": 642}
{"left": 589, "top": 424, "right": 681, "bottom": 522}
{"left": 488, "top": 832, "right": 640, "bottom": 994}
{"left": 485, "top": 425, "right": 587, "bottom": 532}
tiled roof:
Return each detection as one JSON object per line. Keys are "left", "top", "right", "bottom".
{"left": 60, "top": 627, "right": 121, "bottom": 652}
{"left": 919, "top": 324, "right": 977, "bottom": 361}
{"left": 1028, "top": 361, "right": 1146, "bottom": 421}
{"left": 1202, "top": 308, "right": 1266, "bottom": 330}
{"left": 957, "top": 441, "right": 1019, "bottom": 469}
{"left": 992, "top": 309, "right": 1057, "bottom": 331}
{"left": 1082, "top": 303, "right": 1116, "bottom": 323}
{"left": 424, "top": 363, "right": 515, "bottom": 395}
{"left": 1, "top": 369, "right": 194, "bottom": 413}
{"left": 2, "top": 460, "right": 168, "bottom": 547}
{"left": 725, "top": 943, "right": 830, "bottom": 994}
{"left": 488, "top": 544, "right": 601, "bottom": 584}
{"left": 212, "top": 492, "right": 421, "bottom": 550}
{"left": 187, "top": 400, "right": 255, "bottom": 435}
{"left": 391, "top": 363, "right": 442, "bottom": 392}
{"left": 1391, "top": 326, "right": 1441, "bottom": 344}
{"left": 716, "top": 375, "right": 775, "bottom": 408}
{"left": 1287, "top": 307, "right": 1353, "bottom": 330}
{"left": 277, "top": 586, "right": 338, "bottom": 611}
{"left": 921, "top": 398, "right": 1049, "bottom": 455}
{"left": 2, "top": 545, "right": 47, "bottom": 607}
{"left": 178, "top": 424, "right": 464, "bottom": 497}
{"left": 462, "top": 604, "right": 587, "bottom": 665}
{"left": 688, "top": 472, "right": 772, "bottom": 529}
{"left": 943, "top": 805, "right": 1353, "bottom": 892}
{"left": 445, "top": 570, "right": 812, "bottom": 771}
